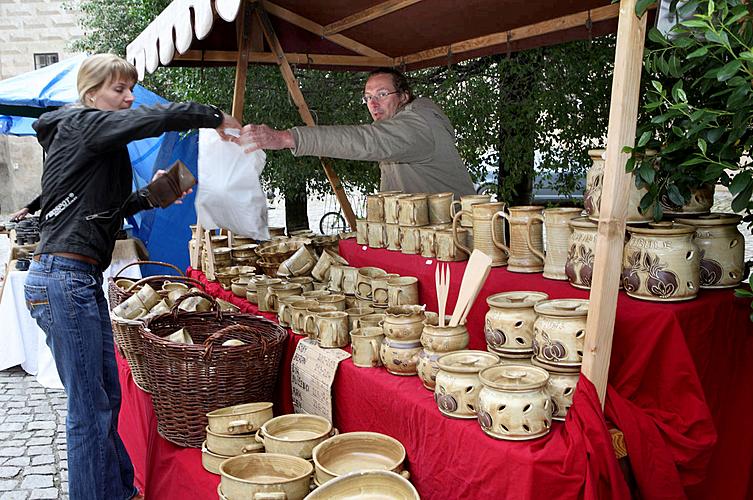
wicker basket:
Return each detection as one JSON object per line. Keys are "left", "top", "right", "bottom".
{"left": 108, "top": 260, "right": 185, "bottom": 308}
{"left": 140, "top": 291, "right": 287, "bottom": 448}
{"left": 111, "top": 275, "right": 206, "bottom": 393}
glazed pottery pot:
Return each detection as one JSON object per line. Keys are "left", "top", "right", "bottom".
{"left": 312, "top": 432, "right": 408, "bottom": 485}
{"left": 219, "top": 453, "right": 313, "bottom": 500}
{"left": 306, "top": 470, "right": 419, "bottom": 500}
{"left": 584, "top": 147, "right": 652, "bottom": 223}
{"left": 386, "top": 276, "right": 420, "bottom": 307}
{"left": 206, "top": 401, "right": 274, "bottom": 435}
{"left": 278, "top": 295, "right": 305, "bottom": 327}
{"left": 451, "top": 194, "right": 492, "bottom": 227}
{"left": 230, "top": 277, "right": 250, "bottom": 298}
{"left": 350, "top": 327, "right": 385, "bottom": 368}
{"left": 421, "top": 313, "right": 469, "bottom": 352}
{"left": 434, "top": 350, "right": 500, "bottom": 419}
{"left": 355, "top": 219, "right": 368, "bottom": 245}
{"left": 565, "top": 217, "right": 599, "bottom": 290}
{"left": 278, "top": 246, "right": 316, "bottom": 277}
{"left": 205, "top": 426, "right": 265, "bottom": 456}
{"left": 526, "top": 207, "right": 583, "bottom": 280}
{"left": 257, "top": 414, "right": 336, "bottom": 460}
{"left": 485, "top": 291, "right": 549, "bottom": 354}
{"left": 397, "top": 195, "right": 429, "bottom": 227}
{"left": 380, "top": 338, "right": 422, "bottom": 376}
{"left": 452, "top": 202, "right": 508, "bottom": 267}
{"left": 477, "top": 364, "right": 553, "bottom": 440}
{"left": 416, "top": 349, "right": 443, "bottom": 390}
{"left": 622, "top": 223, "right": 700, "bottom": 301}
{"left": 356, "top": 267, "right": 387, "bottom": 299}
{"left": 674, "top": 213, "right": 744, "bottom": 288}
{"left": 201, "top": 442, "right": 234, "bottom": 475}
{"left": 532, "top": 358, "right": 580, "bottom": 421}
{"left": 382, "top": 305, "right": 426, "bottom": 341}
{"left": 419, "top": 225, "right": 438, "bottom": 258}
{"left": 491, "top": 205, "right": 545, "bottom": 273}
{"left": 532, "top": 299, "right": 589, "bottom": 368}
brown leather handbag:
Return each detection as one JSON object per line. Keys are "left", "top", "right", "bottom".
{"left": 146, "top": 160, "right": 196, "bottom": 208}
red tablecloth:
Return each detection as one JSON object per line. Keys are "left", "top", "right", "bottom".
{"left": 117, "top": 239, "right": 753, "bottom": 499}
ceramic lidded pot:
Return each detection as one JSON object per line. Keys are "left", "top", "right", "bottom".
{"left": 532, "top": 299, "right": 588, "bottom": 369}
{"left": 532, "top": 358, "right": 579, "bottom": 421}
{"left": 565, "top": 216, "right": 598, "bottom": 290}
{"left": 382, "top": 305, "right": 426, "bottom": 341}
{"left": 622, "top": 222, "right": 700, "bottom": 301}
{"left": 434, "top": 350, "right": 500, "bottom": 419}
{"left": 485, "top": 291, "right": 549, "bottom": 355}
{"left": 380, "top": 337, "right": 422, "bottom": 376}
{"left": 417, "top": 313, "right": 469, "bottom": 391}
{"left": 674, "top": 213, "right": 745, "bottom": 289}
{"left": 584, "top": 147, "right": 652, "bottom": 223}
{"left": 477, "top": 364, "right": 553, "bottom": 440}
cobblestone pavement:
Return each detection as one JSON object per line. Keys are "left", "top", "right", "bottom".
{"left": 0, "top": 366, "right": 68, "bottom": 500}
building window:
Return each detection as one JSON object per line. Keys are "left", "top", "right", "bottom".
{"left": 34, "top": 53, "right": 59, "bottom": 70}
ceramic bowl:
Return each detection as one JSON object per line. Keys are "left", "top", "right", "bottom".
{"left": 306, "top": 470, "right": 420, "bottom": 499}
{"left": 206, "top": 402, "right": 274, "bottom": 435}
{"left": 312, "top": 432, "right": 408, "bottom": 485}
{"left": 219, "top": 453, "right": 313, "bottom": 500}
{"left": 257, "top": 414, "right": 337, "bottom": 460}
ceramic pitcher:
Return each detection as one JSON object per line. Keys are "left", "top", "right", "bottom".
{"left": 525, "top": 207, "right": 582, "bottom": 280}
{"left": 622, "top": 223, "right": 700, "bottom": 301}
{"left": 452, "top": 202, "right": 508, "bottom": 267}
{"left": 675, "top": 213, "right": 744, "bottom": 288}
{"left": 490, "top": 206, "right": 544, "bottom": 273}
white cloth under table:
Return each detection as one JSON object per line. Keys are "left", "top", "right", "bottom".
{"left": 0, "top": 240, "right": 143, "bottom": 389}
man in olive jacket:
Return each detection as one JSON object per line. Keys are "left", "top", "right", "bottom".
{"left": 240, "top": 68, "right": 476, "bottom": 200}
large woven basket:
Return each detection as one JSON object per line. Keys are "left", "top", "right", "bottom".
{"left": 107, "top": 260, "right": 184, "bottom": 308}
{"left": 140, "top": 291, "right": 287, "bottom": 448}
{"left": 111, "top": 275, "right": 206, "bottom": 393}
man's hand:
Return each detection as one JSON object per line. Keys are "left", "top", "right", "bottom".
{"left": 239, "top": 124, "right": 295, "bottom": 153}
{"left": 10, "top": 207, "right": 30, "bottom": 222}
{"left": 216, "top": 112, "right": 243, "bottom": 142}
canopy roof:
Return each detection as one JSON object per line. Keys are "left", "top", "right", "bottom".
{"left": 127, "top": 0, "right": 620, "bottom": 79}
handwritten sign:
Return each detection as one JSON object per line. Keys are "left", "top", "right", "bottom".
{"left": 291, "top": 339, "right": 351, "bottom": 422}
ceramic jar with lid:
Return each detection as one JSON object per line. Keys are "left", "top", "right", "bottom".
{"left": 584, "top": 148, "right": 652, "bottom": 223}
{"left": 477, "top": 364, "right": 553, "bottom": 440}
{"left": 380, "top": 338, "right": 421, "bottom": 376}
{"left": 532, "top": 299, "right": 588, "bottom": 369}
{"left": 532, "top": 358, "right": 579, "bottom": 421}
{"left": 417, "top": 313, "right": 469, "bottom": 391}
{"left": 622, "top": 222, "right": 700, "bottom": 301}
{"left": 434, "top": 351, "right": 500, "bottom": 419}
{"left": 485, "top": 291, "right": 549, "bottom": 355}
{"left": 382, "top": 305, "right": 426, "bottom": 341}
{"left": 674, "top": 213, "right": 745, "bottom": 288}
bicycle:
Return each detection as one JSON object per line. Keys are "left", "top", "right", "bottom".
{"left": 318, "top": 191, "right": 366, "bottom": 235}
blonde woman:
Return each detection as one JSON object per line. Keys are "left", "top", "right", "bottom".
{"left": 24, "top": 53, "right": 240, "bottom": 500}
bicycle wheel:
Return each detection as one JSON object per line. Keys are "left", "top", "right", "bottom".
{"left": 319, "top": 211, "right": 347, "bottom": 235}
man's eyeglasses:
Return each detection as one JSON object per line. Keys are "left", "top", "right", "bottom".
{"left": 362, "top": 90, "right": 399, "bottom": 105}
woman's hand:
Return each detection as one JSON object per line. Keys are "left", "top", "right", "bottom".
{"left": 10, "top": 207, "right": 30, "bottom": 222}
{"left": 239, "top": 124, "right": 294, "bottom": 153}
{"left": 151, "top": 169, "right": 192, "bottom": 204}
{"left": 216, "top": 112, "right": 243, "bottom": 142}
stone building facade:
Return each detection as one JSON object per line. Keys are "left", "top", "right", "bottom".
{"left": 0, "top": 0, "right": 82, "bottom": 214}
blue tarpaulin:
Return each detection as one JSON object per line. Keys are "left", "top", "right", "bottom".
{"left": 0, "top": 55, "right": 199, "bottom": 274}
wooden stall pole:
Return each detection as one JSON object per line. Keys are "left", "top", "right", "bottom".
{"left": 255, "top": 8, "right": 358, "bottom": 230}
{"left": 581, "top": 0, "right": 647, "bottom": 406}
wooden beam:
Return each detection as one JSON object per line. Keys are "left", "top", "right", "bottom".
{"left": 174, "top": 50, "right": 393, "bottom": 67}
{"left": 323, "top": 0, "right": 424, "bottom": 35}
{"left": 581, "top": 0, "right": 647, "bottom": 406}
{"left": 396, "top": 4, "right": 621, "bottom": 66}
{"left": 255, "top": 9, "right": 358, "bottom": 231}
{"left": 261, "top": 1, "right": 388, "bottom": 59}
{"left": 231, "top": 1, "right": 254, "bottom": 120}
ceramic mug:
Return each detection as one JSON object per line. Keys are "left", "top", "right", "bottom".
{"left": 311, "top": 248, "right": 348, "bottom": 283}
{"left": 341, "top": 267, "right": 359, "bottom": 296}
{"left": 427, "top": 192, "right": 454, "bottom": 225}
{"left": 290, "top": 299, "right": 319, "bottom": 335}
{"left": 368, "top": 222, "right": 387, "bottom": 249}
{"left": 350, "top": 327, "right": 385, "bottom": 368}
{"left": 345, "top": 306, "right": 376, "bottom": 332}
{"left": 419, "top": 226, "right": 438, "bottom": 258}
{"left": 398, "top": 195, "right": 430, "bottom": 227}
{"left": 267, "top": 282, "right": 304, "bottom": 313}
{"left": 328, "top": 264, "right": 346, "bottom": 292}
{"left": 254, "top": 278, "right": 282, "bottom": 312}
{"left": 525, "top": 207, "right": 582, "bottom": 280}
{"left": 370, "top": 273, "right": 399, "bottom": 308}
{"left": 366, "top": 194, "right": 385, "bottom": 223}
{"left": 359, "top": 313, "right": 385, "bottom": 329}
{"left": 387, "top": 276, "right": 420, "bottom": 307}
{"left": 356, "top": 267, "right": 387, "bottom": 299}
{"left": 315, "top": 311, "right": 350, "bottom": 348}
{"left": 491, "top": 205, "right": 545, "bottom": 273}
{"left": 384, "top": 194, "right": 411, "bottom": 224}
{"left": 303, "top": 305, "right": 339, "bottom": 338}
{"left": 399, "top": 226, "right": 422, "bottom": 255}
{"left": 278, "top": 295, "right": 305, "bottom": 327}
{"left": 355, "top": 219, "right": 368, "bottom": 245}
{"left": 436, "top": 228, "right": 468, "bottom": 262}
{"left": 385, "top": 223, "right": 401, "bottom": 251}
{"left": 289, "top": 276, "right": 314, "bottom": 293}
{"left": 278, "top": 246, "right": 316, "bottom": 277}
{"left": 316, "top": 293, "right": 347, "bottom": 311}
{"left": 452, "top": 202, "right": 508, "bottom": 267}
{"left": 450, "top": 194, "right": 492, "bottom": 228}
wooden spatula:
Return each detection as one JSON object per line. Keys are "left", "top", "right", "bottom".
{"left": 449, "top": 250, "right": 493, "bottom": 327}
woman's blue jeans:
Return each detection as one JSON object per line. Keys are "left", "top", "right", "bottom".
{"left": 24, "top": 254, "right": 138, "bottom": 500}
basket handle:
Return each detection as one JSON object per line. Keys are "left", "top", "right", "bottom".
{"left": 169, "top": 290, "right": 223, "bottom": 322}
{"left": 124, "top": 275, "right": 207, "bottom": 293}
{"left": 202, "top": 324, "right": 270, "bottom": 360}
{"left": 114, "top": 260, "right": 184, "bottom": 279}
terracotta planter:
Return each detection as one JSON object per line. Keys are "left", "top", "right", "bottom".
{"left": 477, "top": 364, "right": 552, "bottom": 440}
{"left": 434, "top": 350, "right": 500, "bottom": 419}
{"left": 622, "top": 223, "right": 700, "bottom": 301}
{"left": 532, "top": 299, "right": 589, "bottom": 368}
{"left": 674, "top": 213, "right": 744, "bottom": 288}
{"left": 485, "top": 291, "right": 549, "bottom": 355}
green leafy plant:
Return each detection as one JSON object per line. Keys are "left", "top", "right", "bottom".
{"left": 627, "top": 0, "right": 753, "bottom": 219}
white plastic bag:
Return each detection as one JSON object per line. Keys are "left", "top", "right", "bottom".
{"left": 196, "top": 129, "right": 270, "bottom": 240}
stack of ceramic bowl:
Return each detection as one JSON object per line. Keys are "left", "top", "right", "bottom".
{"left": 416, "top": 312, "right": 469, "bottom": 390}
{"left": 531, "top": 298, "right": 587, "bottom": 421}
{"left": 231, "top": 242, "right": 258, "bottom": 268}
{"left": 214, "top": 266, "right": 239, "bottom": 290}
{"left": 255, "top": 237, "right": 312, "bottom": 278}
{"left": 484, "top": 291, "right": 549, "bottom": 365}
{"left": 202, "top": 402, "right": 273, "bottom": 475}
{"left": 433, "top": 350, "right": 499, "bottom": 419}
{"left": 379, "top": 305, "right": 426, "bottom": 376}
